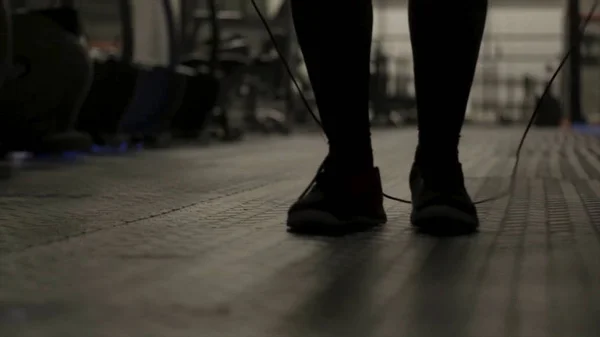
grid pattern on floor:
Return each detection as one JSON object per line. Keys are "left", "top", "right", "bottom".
{"left": 1, "top": 127, "right": 600, "bottom": 337}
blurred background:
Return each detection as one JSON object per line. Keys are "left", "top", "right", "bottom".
{"left": 0, "top": 0, "right": 597, "bottom": 158}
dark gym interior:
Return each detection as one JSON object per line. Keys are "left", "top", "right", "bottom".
{"left": 1, "top": 0, "right": 600, "bottom": 336}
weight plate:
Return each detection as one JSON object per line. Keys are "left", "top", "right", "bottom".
{"left": 0, "top": 12, "right": 91, "bottom": 131}
{"left": 0, "top": 0, "right": 11, "bottom": 89}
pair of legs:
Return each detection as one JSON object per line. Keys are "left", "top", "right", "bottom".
{"left": 286, "top": 0, "right": 488, "bottom": 234}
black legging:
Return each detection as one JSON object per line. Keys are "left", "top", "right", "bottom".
{"left": 290, "top": 0, "right": 488, "bottom": 171}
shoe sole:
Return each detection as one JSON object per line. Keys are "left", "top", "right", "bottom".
{"left": 287, "top": 209, "right": 386, "bottom": 235}
{"left": 411, "top": 205, "right": 479, "bottom": 236}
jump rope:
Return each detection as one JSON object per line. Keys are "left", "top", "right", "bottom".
{"left": 249, "top": 0, "right": 599, "bottom": 205}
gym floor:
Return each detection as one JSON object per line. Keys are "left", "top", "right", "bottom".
{"left": 1, "top": 127, "right": 600, "bottom": 337}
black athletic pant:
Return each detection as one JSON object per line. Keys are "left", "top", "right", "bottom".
{"left": 290, "top": 0, "right": 488, "bottom": 172}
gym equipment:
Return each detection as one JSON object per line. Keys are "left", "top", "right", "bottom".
{"left": 369, "top": 49, "right": 416, "bottom": 127}
{"left": 170, "top": 63, "right": 219, "bottom": 140}
{"left": 0, "top": 0, "right": 10, "bottom": 165}
{"left": 209, "top": 35, "right": 251, "bottom": 141}
{"left": 173, "top": 0, "right": 295, "bottom": 141}
{"left": 0, "top": 6, "right": 93, "bottom": 154}
{"left": 533, "top": 93, "right": 563, "bottom": 126}
{"left": 120, "top": 65, "right": 184, "bottom": 148}
{"left": 242, "top": 33, "right": 293, "bottom": 135}
{"left": 170, "top": 62, "right": 220, "bottom": 140}
{"left": 177, "top": 51, "right": 247, "bottom": 141}
{"left": 77, "top": 0, "right": 183, "bottom": 149}
{"left": 173, "top": 1, "right": 246, "bottom": 142}
{"left": 386, "top": 71, "right": 417, "bottom": 125}
{"left": 370, "top": 45, "right": 390, "bottom": 123}
{"left": 0, "top": 0, "right": 11, "bottom": 90}
{"left": 72, "top": 0, "right": 130, "bottom": 148}
{"left": 170, "top": 0, "right": 220, "bottom": 140}
{"left": 77, "top": 52, "right": 140, "bottom": 147}
{"left": 116, "top": 0, "right": 184, "bottom": 148}
{"left": 530, "top": 73, "right": 563, "bottom": 127}
{"left": 75, "top": 0, "right": 141, "bottom": 149}
{"left": 243, "top": 5, "right": 298, "bottom": 135}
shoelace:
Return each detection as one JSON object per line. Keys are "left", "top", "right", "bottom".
{"left": 298, "top": 159, "right": 326, "bottom": 200}
{"left": 250, "top": 1, "right": 599, "bottom": 205}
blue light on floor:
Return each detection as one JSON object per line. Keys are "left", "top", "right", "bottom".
{"left": 572, "top": 123, "right": 600, "bottom": 135}
{"left": 118, "top": 141, "right": 129, "bottom": 153}
{"left": 62, "top": 151, "right": 80, "bottom": 160}
{"left": 90, "top": 144, "right": 105, "bottom": 154}
{"left": 89, "top": 141, "right": 134, "bottom": 155}
{"left": 32, "top": 151, "right": 83, "bottom": 162}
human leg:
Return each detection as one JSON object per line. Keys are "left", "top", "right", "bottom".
{"left": 408, "top": 0, "right": 488, "bottom": 233}
{"left": 286, "top": 0, "right": 386, "bottom": 232}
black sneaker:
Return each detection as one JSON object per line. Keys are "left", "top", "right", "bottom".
{"left": 287, "top": 165, "right": 387, "bottom": 234}
{"left": 409, "top": 161, "right": 479, "bottom": 235}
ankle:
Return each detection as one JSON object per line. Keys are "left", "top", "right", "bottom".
{"left": 317, "top": 165, "right": 383, "bottom": 201}
{"left": 415, "top": 145, "right": 459, "bottom": 166}
{"left": 327, "top": 148, "right": 374, "bottom": 174}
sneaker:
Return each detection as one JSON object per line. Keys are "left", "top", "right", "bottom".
{"left": 409, "top": 160, "right": 479, "bottom": 234}
{"left": 287, "top": 164, "right": 387, "bottom": 234}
